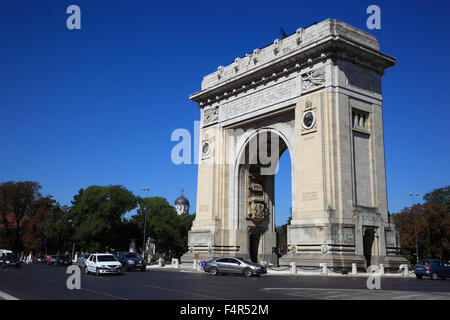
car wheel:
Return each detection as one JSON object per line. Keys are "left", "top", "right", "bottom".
{"left": 140, "top": 266, "right": 146, "bottom": 272}
{"left": 243, "top": 268, "right": 253, "bottom": 277}
{"left": 431, "top": 272, "right": 439, "bottom": 280}
{"left": 96, "top": 268, "right": 100, "bottom": 276}
{"left": 415, "top": 274, "right": 423, "bottom": 279}
{"left": 209, "top": 267, "right": 219, "bottom": 276}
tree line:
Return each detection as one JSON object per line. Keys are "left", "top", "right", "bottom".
{"left": 0, "top": 181, "right": 194, "bottom": 260}
{"left": 1, "top": 180, "right": 448, "bottom": 264}
{"left": 393, "top": 186, "right": 450, "bottom": 263}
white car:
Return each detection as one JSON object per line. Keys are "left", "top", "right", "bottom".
{"left": 85, "top": 253, "right": 122, "bottom": 276}
{"left": 0, "top": 249, "right": 13, "bottom": 256}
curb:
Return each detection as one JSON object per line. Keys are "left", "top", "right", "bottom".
{"left": 145, "top": 265, "right": 416, "bottom": 278}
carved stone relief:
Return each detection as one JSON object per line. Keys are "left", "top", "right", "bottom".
{"left": 301, "top": 68, "right": 325, "bottom": 90}
{"left": 221, "top": 77, "right": 297, "bottom": 122}
{"left": 246, "top": 168, "right": 268, "bottom": 224}
{"left": 203, "top": 106, "right": 219, "bottom": 126}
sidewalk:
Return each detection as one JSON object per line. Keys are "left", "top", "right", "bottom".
{"left": 145, "top": 263, "right": 416, "bottom": 278}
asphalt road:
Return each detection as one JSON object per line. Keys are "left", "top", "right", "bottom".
{"left": 1, "top": 263, "right": 450, "bottom": 300}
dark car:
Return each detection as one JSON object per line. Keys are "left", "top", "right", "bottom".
{"left": 203, "top": 257, "right": 267, "bottom": 277}
{"left": 32, "top": 254, "right": 47, "bottom": 264}
{"left": 77, "top": 253, "right": 91, "bottom": 269}
{"left": 114, "top": 252, "right": 146, "bottom": 271}
{"left": 415, "top": 259, "right": 450, "bottom": 280}
{"left": 47, "top": 255, "right": 58, "bottom": 265}
{"left": 54, "top": 254, "right": 72, "bottom": 266}
{"left": 1, "top": 253, "right": 21, "bottom": 269}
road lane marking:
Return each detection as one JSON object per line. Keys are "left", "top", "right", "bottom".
{"left": 87, "top": 276, "right": 111, "bottom": 281}
{"left": 82, "top": 288, "right": 130, "bottom": 300}
{"left": 261, "top": 288, "right": 450, "bottom": 300}
{"left": 140, "top": 284, "right": 227, "bottom": 300}
{"left": 0, "top": 290, "right": 19, "bottom": 300}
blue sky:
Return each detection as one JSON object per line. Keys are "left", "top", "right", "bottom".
{"left": 1, "top": 0, "right": 449, "bottom": 226}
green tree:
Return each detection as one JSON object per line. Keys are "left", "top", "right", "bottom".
{"left": 70, "top": 185, "right": 136, "bottom": 252}
{"left": 423, "top": 186, "right": 450, "bottom": 212}
{"left": 276, "top": 215, "right": 291, "bottom": 255}
{"left": 118, "top": 218, "right": 142, "bottom": 251}
{"left": 39, "top": 200, "right": 73, "bottom": 254}
{"left": 0, "top": 181, "right": 42, "bottom": 251}
{"left": 179, "top": 211, "right": 196, "bottom": 251}
{"left": 131, "top": 196, "right": 195, "bottom": 259}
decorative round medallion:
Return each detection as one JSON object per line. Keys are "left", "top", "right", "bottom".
{"left": 302, "top": 110, "right": 316, "bottom": 130}
{"left": 202, "top": 141, "right": 210, "bottom": 156}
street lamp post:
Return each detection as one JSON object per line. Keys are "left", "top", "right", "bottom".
{"left": 409, "top": 192, "right": 419, "bottom": 263}
{"left": 142, "top": 187, "right": 150, "bottom": 262}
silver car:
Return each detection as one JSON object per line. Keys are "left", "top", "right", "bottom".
{"left": 203, "top": 257, "right": 267, "bottom": 277}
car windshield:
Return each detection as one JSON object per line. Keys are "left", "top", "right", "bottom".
{"left": 124, "top": 253, "right": 138, "bottom": 258}
{"left": 237, "top": 258, "right": 252, "bottom": 264}
{"left": 97, "top": 255, "right": 117, "bottom": 262}
{"left": 5, "top": 253, "right": 17, "bottom": 259}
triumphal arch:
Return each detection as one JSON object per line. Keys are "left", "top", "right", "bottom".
{"left": 182, "top": 19, "right": 407, "bottom": 269}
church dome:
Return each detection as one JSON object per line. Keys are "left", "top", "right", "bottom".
{"left": 175, "top": 195, "right": 189, "bottom": 205}
{"left": 174, "top": 189, "right": 190, "bottom": 206}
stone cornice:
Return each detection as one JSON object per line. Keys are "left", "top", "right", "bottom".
{"left": 190, "top": 19, "right": 396, "bottom": 108}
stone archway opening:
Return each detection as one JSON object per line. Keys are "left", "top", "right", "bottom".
{"left": 249, "top": 228, "right": 262, "bottom": 263}
{"left": 237, "top": 129, "right": 292, "bottom": 264}
{"left": 363, "top": 227, "right": 378, "bottom": 268}
{"left": 274, "top": 146, "right": 292, "bottom": 259}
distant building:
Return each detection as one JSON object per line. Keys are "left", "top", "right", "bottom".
{"left": 174, "top": 189, "right": 190, "bottom": 215}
